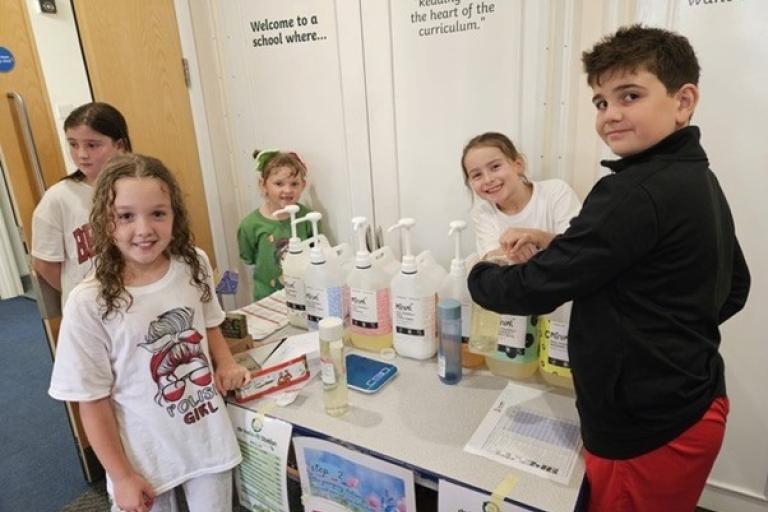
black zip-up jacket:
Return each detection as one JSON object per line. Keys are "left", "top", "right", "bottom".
{"left": 468, "top": 126, "right": 750, "bottom": 459}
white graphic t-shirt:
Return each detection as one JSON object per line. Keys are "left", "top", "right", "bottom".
{"left": 31, "top": 178, "right": 95, "bottom": 306}
{"left": 471, "top": 179, "right": 582, "bottom": 256}
{"left": 49, "top": 249, "right": 239, "bottom": 495}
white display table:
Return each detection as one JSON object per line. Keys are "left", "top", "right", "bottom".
{"left": 236, "top": 327, "right": 586, "bottom": 511}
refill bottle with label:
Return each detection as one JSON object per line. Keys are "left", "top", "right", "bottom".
{"left": 437, "top": 299, "right": 462, "bottom": 384}
{"left": 346, "top": 217, "right": 393, "bottom": 353}
{"left": 275, "top": 206, "right": 311, "bottom": 329}
{"left": 484, "top": 313, "right": 539, "bottom": 380}
{"left": 438, "top": 221, "right": 484, "bottom": 369}
{"left": 303, "top": 212, "right": 347, "bottom": 331}
{"left": 538, "top": 302, "right": 574, "bottom": 388}
{"left": 319, "top": 317, "right": 349, "bottom": 416}
{"left": 388, "top": 218, "right": 438, "bottom": 360}
{"left": 469, "top": 256, "right": 539, "bottom": 379}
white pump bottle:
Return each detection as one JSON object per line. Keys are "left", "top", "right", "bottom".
{"left": 437, "top": 220, "right": 487, "bottom": 369}
{"left": 346, "top": 217, "right": 393, "bottom": 352}
{"left": 274, "top": 205, "right": 311, "bottom": 328}
{"left": 388, "top": 218, "right": 438, "bottom": 360}
{"left": 303, "top": 212, "right": 347, "bottom": 331}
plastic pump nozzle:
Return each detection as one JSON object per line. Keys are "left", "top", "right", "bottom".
{"left": 448, "top": 220, "right": 467, "bottom": 276}
{"left": 274, "top": 205, "right": 302, "bottom": 254}
{"left": 388, "top": 218, "right": 417, "bottom": 273}
{"left": 305, "top": 212, "right": 324, "bottom": 264}
{"left": 352, "top": 216, "right": 371, "bottom": 269}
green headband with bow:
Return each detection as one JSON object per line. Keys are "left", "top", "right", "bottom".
{"left": 254, "top": 149, "right": 280, "bottom": 173}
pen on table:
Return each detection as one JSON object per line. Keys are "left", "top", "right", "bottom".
{"left": 260, "top": 337, "right": 288, "bottom": 367}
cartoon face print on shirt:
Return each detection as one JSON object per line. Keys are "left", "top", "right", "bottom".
{"left": 139, "top": 307, "right": 212, "bottom": 406}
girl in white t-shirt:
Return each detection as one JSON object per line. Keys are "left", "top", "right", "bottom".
{"left": 461, "top": 132, "right": 581, "bottom": 262}
{"left": 32, "top": 102, "right": 132, "bottom": 306}
{"left": 49, "top": 154, "right": 250, "bottom": 512}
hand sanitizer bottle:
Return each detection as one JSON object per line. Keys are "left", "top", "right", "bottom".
{"left": 346, "top": 217, "right": 393, "bottom": 353}
{"left": 388, "top": 218, "right": 437, "bottom": 360}
{"left": 438, "top": 220, "right": 484, "bottom": 368}
{"left": 538, "top": 302, "right": 574, "bottom": 388}
{"left": 319, "top": 317, "right": 348, "bottom": 416}
{"left": 275, "top": 206, "right": 310, "bottom": 329}
{"left": 303, "top": 212, "right": 347, "bottom": 331}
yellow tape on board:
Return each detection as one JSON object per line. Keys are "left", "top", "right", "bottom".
{"left": 490, "top": 473, "right": 519, "bottom": 509}
{"left": 256, "top": 401, "right": 277, "bottom": 419}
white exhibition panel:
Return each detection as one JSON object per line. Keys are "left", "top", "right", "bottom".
{"left": 213, "top": 0, "right": 365, "bottom": 247}
{"left": 381, "top": 0, "right": 550, "bottom": 264}
{"left": 670, "top": 1, "right": 768, "bottom": 507}
{"left": 202, "top": 1, "right": 766, "bottom": 509}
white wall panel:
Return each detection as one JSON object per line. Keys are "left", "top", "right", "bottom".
{"left": 213, "top": 0, "right": 362, "bottom": 249}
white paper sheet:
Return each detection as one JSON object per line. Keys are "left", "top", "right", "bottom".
{"left": 228, "top": 404, "right": 293, "bottom": 511}
{"left": 464, "top": 382, "right": 582, "bottom": 484}
{"left": 437, "top": 479, "right": 529, "bottom": 512}
{"left": 294, "top": 436, "right": 417, "bottom": 512}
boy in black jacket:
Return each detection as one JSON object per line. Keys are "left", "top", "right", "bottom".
{"left": 468, "top": 25, "right": 750, "bottom": 512}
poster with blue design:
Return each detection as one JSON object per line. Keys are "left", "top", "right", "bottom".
{"left": 294, "top": 436, "right": 416, "bottom": 512}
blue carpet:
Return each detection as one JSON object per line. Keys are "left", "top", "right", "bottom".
{"left": 0, "top": 296, "right": 91, "bottom": 511}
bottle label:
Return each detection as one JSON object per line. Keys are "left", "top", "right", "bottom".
{"left": 460, "top": 300, "right": 471, "bottom": 343}
{"left": 284, "top": 275, "right": 306, "bottom": 311}
{"left": 320, "top": 358, "right": 336, "bottom": 385}
{"left": 542, "top": 319, "right": 570, "bottom": 368}
{"left": 393, "top": 294, "right": 435, "bottom": 341}
{"left": 437, "top": 353, "right": 446, "bottom": 378}
{"left": 350, "top": 287, "right": 392, "bottom": 335}
{"left": 494, "top": 315, "right": 538, "bottom": 363}
{"left": 305, "top": 285, "right": 344, "bottom": 324}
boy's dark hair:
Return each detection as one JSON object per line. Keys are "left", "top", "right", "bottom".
{"left": 582, "top": 24, "right": 700, "bottom": 92}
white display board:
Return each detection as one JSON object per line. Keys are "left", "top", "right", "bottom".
{"left": 669, "top": 2, "right": 768, "bottom": 509}
{"left": 213, "top": 0, "right": 369, "bottom": 250}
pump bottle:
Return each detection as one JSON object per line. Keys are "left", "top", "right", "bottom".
{"left": 438, "top": 221, "right": 484, "bottom": 368}
{"left": 346, "top": 217, "right": 393, "bottom": 352}
{"left": 303, "top": 212, "right": 347, "bottom": 331}
{"left": 275, "top": 206, "right": 311, "bottom": 329}
{"left": 469, "top": 255, "right": 539, "bottom": 379}
{"left": 538, "top": 302, "right": 574, "bottom": 388}
{"left": 388, "top": 218, "right": 438, "bottom": 360}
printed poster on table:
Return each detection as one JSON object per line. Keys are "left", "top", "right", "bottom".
{"left": 438, "top": 479, "right": 528, "bottom": 512}
{"left": 465, "top": 382, "right": 582, "bottom": 484}
{"left": 294, "top": 436, "right": 417, "bottom": 512}
{"left": 228, "top": 404, "right": 293, "bottom": 511}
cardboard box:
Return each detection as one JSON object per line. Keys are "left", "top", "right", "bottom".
{"left": 221, "top": 312, "right": 248, "bottom": 339}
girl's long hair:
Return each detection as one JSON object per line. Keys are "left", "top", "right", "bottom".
{"left": 63, "top": 102, "right": 133, "bottom": 182}
{"left": 89, "top": 154, "right": 211, "bottom": 319}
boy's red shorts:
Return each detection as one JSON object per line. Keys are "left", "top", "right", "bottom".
{"left": 584, "top": 397, "right": 728, "bottom": 512}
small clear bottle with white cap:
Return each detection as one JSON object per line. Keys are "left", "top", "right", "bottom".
{"left": 319, "top": 317, "right": 349, "bottom": 416}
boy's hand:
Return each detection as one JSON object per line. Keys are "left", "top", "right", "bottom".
{"left": 505, "top": 241, "right": 538, "bottom": 264}
{"left": 113, "top": 472, "right": 155, "bottom": 512}
{"left": 215, "top": 361, "right": 252, "bottom": 392}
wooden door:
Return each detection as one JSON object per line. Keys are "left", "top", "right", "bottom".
{"left": 72, "top": 0, "right": 217, "bottom": 268}
{"left": 0, "top": 0, "right": 67, "bottom": 248}
{"left": 0, "top": 0, "right": 104, "bottom": 483}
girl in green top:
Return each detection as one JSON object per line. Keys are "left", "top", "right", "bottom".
{"left": 237, "top": 149, "right": 313, "bottom": 300}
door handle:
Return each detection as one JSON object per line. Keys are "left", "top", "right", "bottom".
{"left": 6, "top": 92, "right": 46, "bottom": 196}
